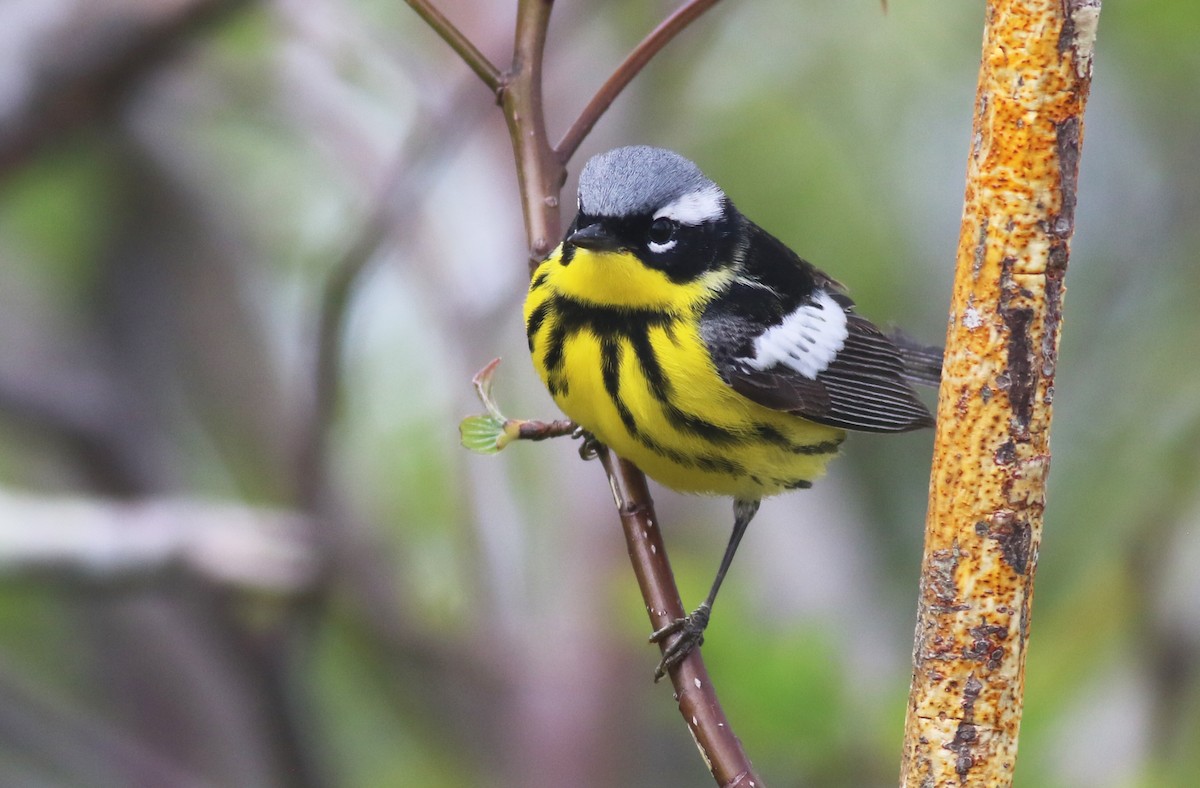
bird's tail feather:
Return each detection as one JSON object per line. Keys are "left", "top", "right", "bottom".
{"left": 889, "top": 329, "right": 943, "bottom": 388}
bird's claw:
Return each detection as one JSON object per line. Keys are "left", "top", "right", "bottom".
{"left": 575, "top": 428, "right": 601, "bottom": 461}
{"left": 649, "top": 603, "right": 711, "bottom": 682}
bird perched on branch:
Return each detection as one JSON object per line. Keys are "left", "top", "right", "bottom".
{"left": 524, "top": 146, "right": 939, "bottom": 679}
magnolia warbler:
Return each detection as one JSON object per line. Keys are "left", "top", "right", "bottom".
{"left": 524, "top": 146, "right": 939, "bottom": 679}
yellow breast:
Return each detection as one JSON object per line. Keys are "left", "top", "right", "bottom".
{"left": 524, "top": 245, "right": 845, "bottom": 500}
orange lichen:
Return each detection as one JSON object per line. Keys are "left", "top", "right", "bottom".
{"left": 900, "top": 1, "right": 1098, "bottom": 785}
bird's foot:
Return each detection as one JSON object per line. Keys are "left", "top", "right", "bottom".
{"left": 574, "top": 427, "right": 601, "bottom": 461}
{"left": 649, "top": 603, "right": 711, "bottom": 682}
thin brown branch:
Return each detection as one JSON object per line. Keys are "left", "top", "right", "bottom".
{"left": 555, "top": 0, "right": 724, "bottom": 163}
{"left": 514, "top": 419, "right": 577, "bottom": 441}
{"left": 900, "top": 0, "right": 1100, "bottom": 784}
{"left": 403, "top": 0, "right": 503, "bottom": 91}
{"left": 596, "top": 451, "right": 759, "bottom": 786}
{"left": 501, "top": 0, "right": 566, "bottom": 266}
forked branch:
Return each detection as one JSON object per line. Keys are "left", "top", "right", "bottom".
{"left": 412, "top": 0, "right": 757, "bottom": 783}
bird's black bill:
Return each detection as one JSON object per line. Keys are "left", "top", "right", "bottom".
{"left": 567, "top": 222, "right": 622, "bottom": 253}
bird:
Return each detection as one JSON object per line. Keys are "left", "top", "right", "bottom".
{"left": 523, "top": 146, "right": 939, "bottom": 680}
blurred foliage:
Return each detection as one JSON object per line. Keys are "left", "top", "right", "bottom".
{"left": 1, "top": 0, "right": 1198, "bottom": 786}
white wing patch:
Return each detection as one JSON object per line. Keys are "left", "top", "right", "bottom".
{"left": 745, "top": 289, "right": 849, "bottom": 379}
{"left": 653, "top": 185, "right": 725, "bottom": 226}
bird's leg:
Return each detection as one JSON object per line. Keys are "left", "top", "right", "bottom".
{"left": 573, "top": 427, "right": 602, "bottom": 461}
{"left": 649, "top": 498, "right": 761, "bottom": 681}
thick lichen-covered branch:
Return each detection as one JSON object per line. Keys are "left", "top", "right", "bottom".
{"left": 900, "top": 1, "right": 1100, "bottom": 785}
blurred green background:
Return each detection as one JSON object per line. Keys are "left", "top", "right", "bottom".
{"left": 1, "top": 0, "right": 1197, "bottom": 786}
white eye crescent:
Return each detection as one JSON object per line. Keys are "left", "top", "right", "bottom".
{"left": 646, "top": 217, "right": 677, "bottom": 253}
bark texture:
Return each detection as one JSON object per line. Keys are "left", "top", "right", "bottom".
{"left": 900, "top": 1, "right": 1100, "bottom": 785}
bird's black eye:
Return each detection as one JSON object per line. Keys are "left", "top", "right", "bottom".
{"left": 648, "top": 218, "right": 676, "bottom": 246}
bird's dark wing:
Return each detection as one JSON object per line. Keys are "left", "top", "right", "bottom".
{"left": 700, "top": 232, "right": 936, "bottom": 433}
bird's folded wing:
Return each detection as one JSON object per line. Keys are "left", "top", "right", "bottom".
{"left": 714, "top": 293, "right": 936, "bottom": 434}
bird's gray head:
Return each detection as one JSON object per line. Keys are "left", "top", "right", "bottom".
{"left": 564, "top": 146, "right": 738, "bottom": 283}
{"left": 577, "top": 146, "right": 726, "bottom": 223}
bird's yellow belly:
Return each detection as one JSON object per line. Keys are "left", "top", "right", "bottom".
{"left": 527, "top": 298, "right": 845, "bottom": 500}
